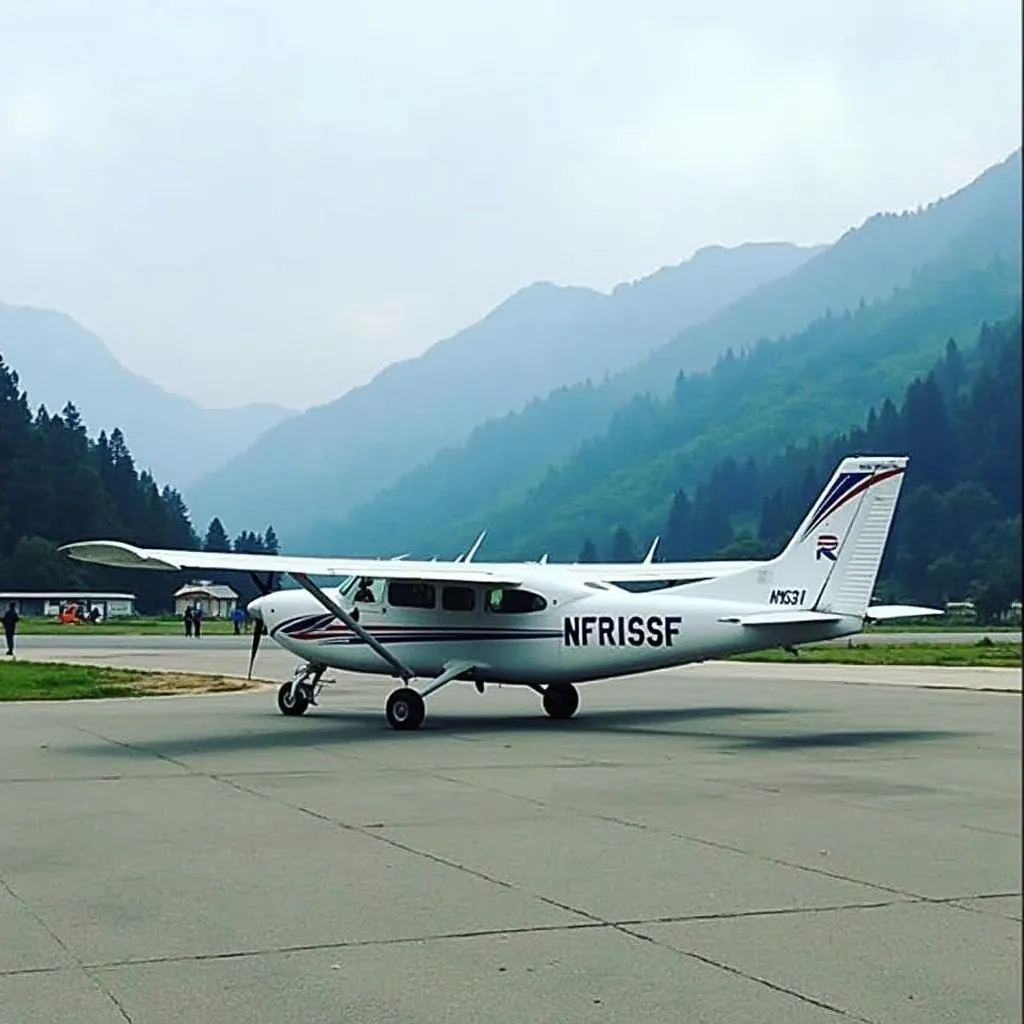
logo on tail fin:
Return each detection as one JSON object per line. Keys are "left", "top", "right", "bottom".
{"left": 800, "top": 466, "right": 906, "bottom": 541}
{"left": 816, "top": 534, "right": 839, "bottom": 561}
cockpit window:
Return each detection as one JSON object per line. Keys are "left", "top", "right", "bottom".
{"left": 486, "top": 588, "right": 547, "bottom": 613}
{"left": 387, "top": 581, "right": 436, "bottom": 609}
{"left": 352, "top": 577, "right": 384, "bottom": 603}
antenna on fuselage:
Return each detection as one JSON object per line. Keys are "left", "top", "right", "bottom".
{"left": 455, "top": 530, "right": 487, "bottom": 563}
{"left": 643, "top": 536, "right": 660, "bottom": 564}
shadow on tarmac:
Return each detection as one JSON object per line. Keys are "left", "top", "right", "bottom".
{"left": 65, "top": 702, "right": 968, "bottom": 761}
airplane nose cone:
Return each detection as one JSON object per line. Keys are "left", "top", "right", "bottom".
{"left": 247, "top": 596, "right": 265, "bottom": 622}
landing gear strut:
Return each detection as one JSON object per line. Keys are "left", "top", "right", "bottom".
{"left": 542, "top": 683, "right": 579, "bottom": 720}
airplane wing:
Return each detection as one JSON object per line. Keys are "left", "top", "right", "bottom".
{"left": 60, "top": 541, "right": 524, "bottom": 586}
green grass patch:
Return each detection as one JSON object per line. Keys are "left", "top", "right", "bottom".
{"left": 864, "top": 622, "right": 1020, "bottom": 633}
{"left": 0, "top": 661, "right": 258, "bottom": 701}
{"left": 17, "top": 617, "right": 238, "bottom": 636}
{"left": 732, "top": 641, "right": 1022, "bottom": 669}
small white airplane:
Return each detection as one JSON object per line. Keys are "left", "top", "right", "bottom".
{"left": 61, "top": 455, "right": 940, "bottom": 731}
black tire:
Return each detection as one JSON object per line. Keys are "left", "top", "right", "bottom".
{"left": 543, "top": 683, "right": 579, "bottom": 720}
{"left": 278, "top": 682, "right": 311, "bottom": 716}
{"left": 386, "top": 687, "right": 425, "bottom": 730}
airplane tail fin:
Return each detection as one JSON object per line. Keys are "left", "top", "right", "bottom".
{"left": 685, "top": 456, "right": 909, "bottom": 618}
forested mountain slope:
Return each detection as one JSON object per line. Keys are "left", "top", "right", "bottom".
{"left": 0, "top": 303, "right": 294, "bottom": 488}
{"left": 309, "top": 149, "right": 1021, "bottom": 558}
{"left": 185, "top": 241, "right": 817, "bottom": 539}
{"left": 0, "top": 355, "right": 280, "bottom": 611}
{"left": 631, "top": 313, "right": 1021, "bottom": 622}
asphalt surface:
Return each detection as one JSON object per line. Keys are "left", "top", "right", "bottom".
{"left": 0, "top": 647, "right": 1020, "bottom": 1022}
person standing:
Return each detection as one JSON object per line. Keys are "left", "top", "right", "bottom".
{"left": 193, "top": 603, "right": 203, "bottom": 639}
{"left": 183, "top": 605, "right": 194, "bottom": 638}
{"left": 3, "top": 601, "right": 19, "bottom": 657}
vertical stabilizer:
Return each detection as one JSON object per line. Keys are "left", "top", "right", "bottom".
{"left": 679, "top": 456, "right": 908, "bottom": 613}
{"left": 811, "top": 460, "right": 906, "bottom": 616}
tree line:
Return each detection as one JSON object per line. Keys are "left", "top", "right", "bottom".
{"left": 0, "top": 354, "right": 278, "bottom": 613}
{"left": 579, "top": 314, "right": 1022, "bottom": 623}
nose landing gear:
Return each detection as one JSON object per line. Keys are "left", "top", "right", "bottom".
{"left": 276, "top": 663, "right": 327, "bottom": 716}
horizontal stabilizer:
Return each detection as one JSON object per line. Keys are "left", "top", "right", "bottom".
{"left": 718, "top": 610, "right": 843, "bottom": 627}
{"left": 864, "top": 604, "right": 945, "bottom": 622}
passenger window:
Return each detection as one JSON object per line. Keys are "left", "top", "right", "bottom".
{"left": 486, "top": 588, "right": 547, "bottom": 613}
{"left": 387, "top": 581, "right": 436, "bottom": 609}
{"left": 442, "top": 586, "right": 476, "bottom": 612}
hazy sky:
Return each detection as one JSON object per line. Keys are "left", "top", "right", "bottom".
{"left": 1, "top": 1, "right": 1020, "bottom": 411}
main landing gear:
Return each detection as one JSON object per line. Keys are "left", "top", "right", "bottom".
{"left": 382, "top": 680, "right": 581, "bottom": 731}
{"left": 541, "top": 683, "right": 579, "bottom": 720}
{"left": 385, "top": 687, "right": 425, "bottom": 731}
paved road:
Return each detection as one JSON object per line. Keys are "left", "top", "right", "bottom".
{"left": 0, "top": 662, "right": 1019, "bottom": 1023}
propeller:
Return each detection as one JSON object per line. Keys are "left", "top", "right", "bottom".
{"left": 246, "top": 572, "right": 277, "bottom": 679}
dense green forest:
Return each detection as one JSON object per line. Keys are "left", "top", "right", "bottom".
{"left": 0, "top": 355, "right": 277, "bottom": 612}
{"left": 580, "top": 314, "right": 1021, "bottom": 622}
{"left": 329, "top": 237, "right": 1021, "bottom": 561}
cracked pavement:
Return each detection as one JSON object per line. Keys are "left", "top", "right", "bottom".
{"left": 0, "top": 661, "right": 1020, "bottom": 1022}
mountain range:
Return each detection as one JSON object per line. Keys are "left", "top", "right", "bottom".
{"left": 304, "top": 148, "right": 1022, "bottom": 559}
{"left": 1, "top": 147, "right": 1018, "bottom": 567}
{"left": 181, "top": 241, "right": 822, "bottom": 539}
{"left": 0, "top": 304, "right": 294, "bottom": 488}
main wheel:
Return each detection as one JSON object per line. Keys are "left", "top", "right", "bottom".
{"left": 386, "top": 687, "right": 425, "bottom": 731}
{"left": 543, "top": 683, "right": 579, "bottom": 720}
{"left": 277, "top": 682, "right": 311, "bottom": 716}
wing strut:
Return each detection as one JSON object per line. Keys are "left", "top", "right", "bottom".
{"left": 290, "top": 572, "right": 414, "bottom": 683}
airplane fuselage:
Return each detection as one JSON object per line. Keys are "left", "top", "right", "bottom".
{"left": 254, "top": 577, "right": 860, "bottom": 686}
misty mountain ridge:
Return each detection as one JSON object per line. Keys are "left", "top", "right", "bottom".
{"left": 183, "top": 240, "right": 820, "bottom": 539}
{"left": 306, "top": 147, "right": 1022, "bottom": 559}
{"left": 0, "top": 303, "right": 295, "bottom": 489}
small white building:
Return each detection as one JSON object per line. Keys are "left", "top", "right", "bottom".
{"left": 173, "top": 581, "right": 239, "bottom": 619}
{"left": 0, "top": 592, "right": 136, "bottom": 619}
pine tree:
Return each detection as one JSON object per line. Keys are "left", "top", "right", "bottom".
{"left": 663, "top": 488, "right": 694, "bottom": 560}
{"left": 204, "top": 517, "right": 232, "bottom": 552}
{"left": 264, "top": 525, "right": 280, "bottom": 555}
{"left": 609, "top": 526, "right": 635, "bottom": 563}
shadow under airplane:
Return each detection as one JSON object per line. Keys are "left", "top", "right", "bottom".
{"left": 65, "top": 703, "right": 969, "bottom": 762}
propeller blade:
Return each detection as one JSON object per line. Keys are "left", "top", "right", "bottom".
{"left": 247, "top": 619, "right": 265, "bottom": 679}
{"left": 249, "top": 571, "right": 277, "bottom": 595}
{"left": 245, "top": 572, "right": 276, "bottom": 679}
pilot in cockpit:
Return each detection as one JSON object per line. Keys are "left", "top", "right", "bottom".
{"left": 354, "top": 578, "right": 375, "bottom": 603}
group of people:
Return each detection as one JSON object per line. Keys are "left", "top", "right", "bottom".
{"left": 182, "top": 604, "right": 251, "bottom": 637}
{"left": 182, "top": 603, "right": 205, "bottom": 638}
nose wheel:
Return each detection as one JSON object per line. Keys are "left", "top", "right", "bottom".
{"left": 277, "top": 681, "right": 311, "bottom": 716}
